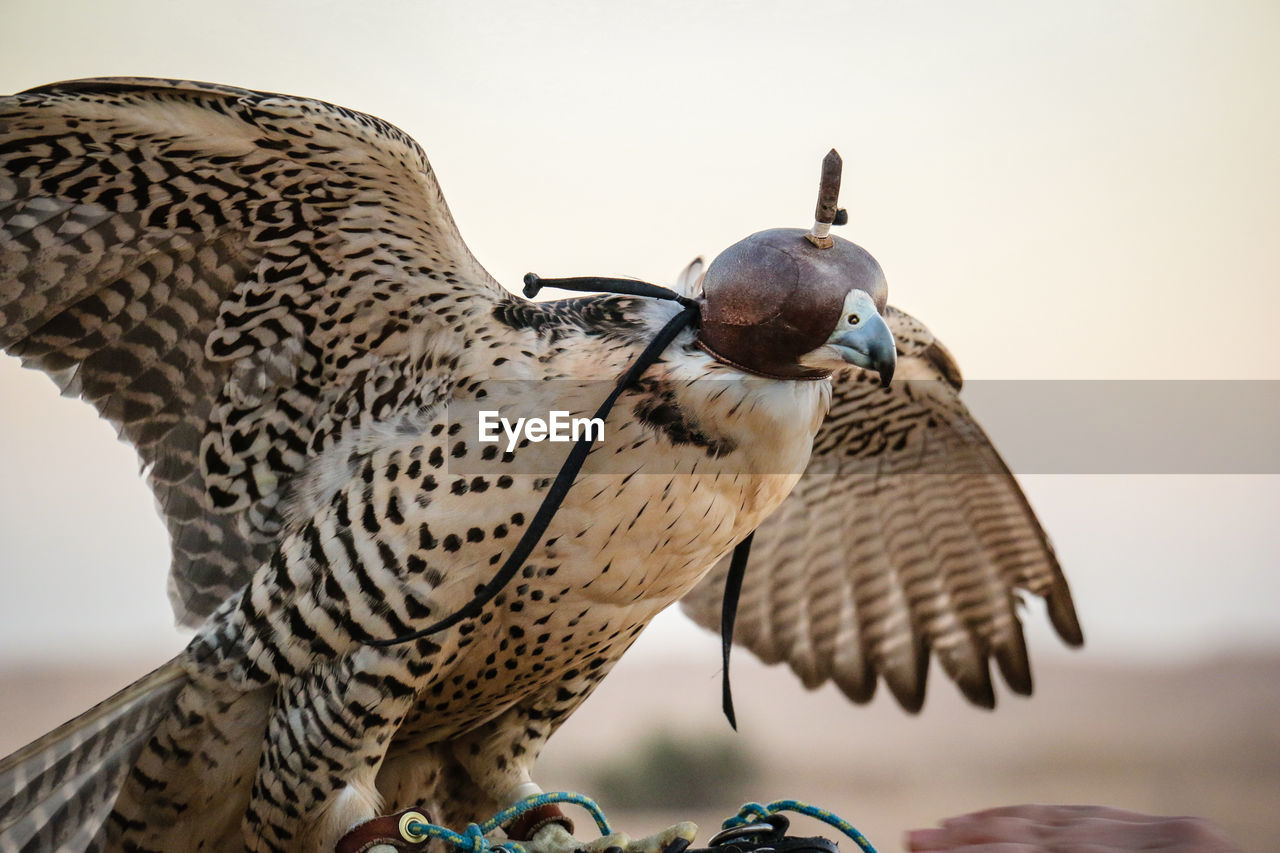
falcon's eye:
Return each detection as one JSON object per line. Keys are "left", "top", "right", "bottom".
{"left": 847, "top": 313, "right": 861, "bottom": 326}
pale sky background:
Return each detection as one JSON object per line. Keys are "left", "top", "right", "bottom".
{"left": 0, "top": 0, "right": 1277, "bottom": 672}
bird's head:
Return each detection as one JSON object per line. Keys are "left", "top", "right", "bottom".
{"left": 693, "top": 151, "right": 896, "bottom": 385}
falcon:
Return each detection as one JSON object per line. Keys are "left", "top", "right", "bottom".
{"left": 0, "top": 79, "right": 1081, "bottom": 853}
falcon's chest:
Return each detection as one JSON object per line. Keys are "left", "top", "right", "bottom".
{"left": 480, "top": 353, "right": 830, "bottom": 595}
{"left": 383, "top": 370, "right": 827, "bottom": 730}
{"left": 249, "top": 332, "right": 829, "bottom": 738}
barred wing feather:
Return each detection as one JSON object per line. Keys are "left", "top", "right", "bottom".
{"left": 0, "top": 78, "right": 507, "bottom": 625}
{"left": 681, "top": 306, "right": 1083, "bottom": 711}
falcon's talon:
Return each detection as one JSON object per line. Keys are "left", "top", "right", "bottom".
{"left": 628, "top": 822, "right": 699, "bottom": 853}
{"left": 525, "top": 821, "right": 697, "bottom": 853}
{"left": 523, "top": 822, "right": 591, "bottom": 853}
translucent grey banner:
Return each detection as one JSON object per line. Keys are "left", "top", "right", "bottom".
{"left": 443, "top": 380, "right": 1280, "bottom": 476}
{"left": 962, "top": 380, "right": 1280, "bottom": 474}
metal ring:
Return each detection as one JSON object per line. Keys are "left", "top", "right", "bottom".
{"left": 707, "top": 823, "right": 776, "bottom": 847}
{"left": 400, "top": 811, "right": 429, "bottom": 842}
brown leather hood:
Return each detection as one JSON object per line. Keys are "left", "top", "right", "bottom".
{"left": 695, "top": 228, "right": 888, "bottom": 379}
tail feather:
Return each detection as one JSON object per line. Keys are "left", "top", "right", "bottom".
{"left": 0, "top": 660, "right": 187, "bottom": 851}
{"left": 2, "top": 750, "right": 131, "bottom": 851}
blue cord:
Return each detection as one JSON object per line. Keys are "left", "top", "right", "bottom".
{"left": 397, "top": 792, "right": 874, "bottom": 853}
{"left": 722, "top": 800, "right": 877, "bottom": 853}
{"left": 400, "top": 791, "right": 614, "bottom": 853}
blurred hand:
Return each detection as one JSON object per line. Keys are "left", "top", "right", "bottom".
{"left": 905, "top": 804, "right": 1241, "bottom": 852}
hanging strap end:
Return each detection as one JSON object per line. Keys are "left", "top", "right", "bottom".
{"left": 722, "top": 689, "right": 738, "bottom": 731}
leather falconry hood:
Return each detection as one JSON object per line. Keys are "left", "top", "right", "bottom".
{"left": 694, "top": 150, "right": 888, "bottom": 380}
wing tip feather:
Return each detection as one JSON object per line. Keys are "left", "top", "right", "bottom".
{"left": 882, "top": 643, "right": 930, "bottom": 714}
{"left": 1047, "top": 577, "right": 1085, "bottom": 647}
{"left": 834, "top": 678, "right": 877, "bottom": 705}
{"left": 957, "top": 661, "right": 997, "bottom": 709}
{"left": 994, "top": 637, "right": 1034, "bottom": 697}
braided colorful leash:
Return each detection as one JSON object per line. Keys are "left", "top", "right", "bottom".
{"left": 386, "top": 792, "right": 874, "bottom": 853}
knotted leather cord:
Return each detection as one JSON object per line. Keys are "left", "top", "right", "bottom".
{"left": 522, "top": 273, "right": 701, "bottom": 309}
{"left": 366, "top": 274, "right": 755, "bottom": 728}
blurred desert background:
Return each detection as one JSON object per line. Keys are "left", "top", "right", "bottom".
{"left": 2, "top": 2, "right": 1278, "bottom": 851}
{"left": 2, "top": 650, "right": 1277, "bottom": 851}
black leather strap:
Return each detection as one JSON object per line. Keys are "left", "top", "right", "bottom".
{"left": 720, "top": 531, "right": 755, "bottom": 729}
{"left": 692, "top": 815, "right": 840, "bottom": 853}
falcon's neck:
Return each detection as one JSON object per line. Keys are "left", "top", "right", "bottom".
{"left": 485, "top": 292, "right": 832, "bottom": 480}
{"left": 657, "top": 346, "right": 831, "bottom": 478}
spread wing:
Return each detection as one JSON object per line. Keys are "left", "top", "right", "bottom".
{"left": 681, "top": 306, "right": 1083, "bottom": 711}
{"left": 1, "top": 78, "right": 507, "bottom": 626}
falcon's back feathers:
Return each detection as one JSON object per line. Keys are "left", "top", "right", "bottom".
{"left": 0, "top": 78, "right": 506, "bottom": 625}
{"left": 681, "top": 306, "right": 1082, "bottom": 711}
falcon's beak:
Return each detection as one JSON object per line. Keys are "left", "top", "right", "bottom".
{"left": 828, "top": 312, "right": 897, "bottom": 387}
